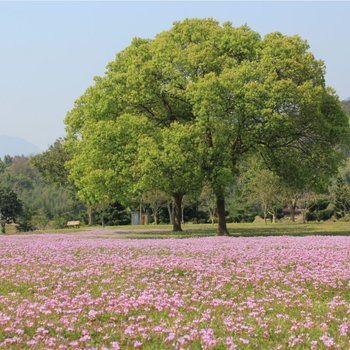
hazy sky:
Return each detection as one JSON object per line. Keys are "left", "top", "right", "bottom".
{"left": 1, "top": 1, "right": 349, "bottom": 150}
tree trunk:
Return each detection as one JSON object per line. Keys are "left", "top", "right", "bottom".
{"left": 167, "top": 202, "right": 174, "bottom": 225}
{"left": 181, "top": 206, "right": 184, "bottom": 225}
{"left": 216, "top": 193, "right": 229, "bottom": 236}
{"left": 210, "top": 211, "right": 215, "bottom": 225}
{"left": 301, "top": 209, "right": 306, "bottom": 223}
{"left": 272, "top": 210, "right": 276, "bottom": 224}
{"left": 139, "top": 199, "right": 142, "bottom": 225}
{"left": 290, "top": 198, "right": 297, "bottom": 222}
{"left": 0, "top": 212, "right": 4, "bottom": 233}
{"left": 173, "top": 193, "right": 183, "bottom": 232}
{"left": 290, "top": 207, "right": 295, "bottom": 222}
{"left": 208, "top": 207, "right": 215, "bottom": 225}
{"left": 88, "top": 206, "right": 95, "bottom": 225}
{"left": 153, "top": 213, "right": 158, "bottom": 225}
{"left": 101, "top": 211, "right": 105, "bottom": 227}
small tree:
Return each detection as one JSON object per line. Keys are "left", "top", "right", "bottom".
{"left": 31, "top": 138, "right": 71, "bottom": 187}
{"left": 332, "top": 177, "right": 350, "bottom": 217}
{"left": 250, "top": 170, "right": 284, "bottom": 224}
{"left": 199, "top": 184, "right": 217, "bottom": 224}
{"left": 283, "top": 188, "right": 301, "bottom": 222}
{"left": 241, "top": 161, "right": 284, "bottom": 224}
{"left": 142, "top": 190, "right": 168, "bottom": 225}
{"left": 30, "top": 211, "right": 50, "bottom": 230}
{"left": 298, "top": 192, "right": 322, "bottom": 223}
{"left": 0, "top": 186, "right": 22, "bottom": 233}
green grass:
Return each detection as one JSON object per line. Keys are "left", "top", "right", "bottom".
{"left": 90, "top": 221, "right": 350, "bottom": 239}
{"left": 5, "top": 221, "right": 350, "bottom": 239}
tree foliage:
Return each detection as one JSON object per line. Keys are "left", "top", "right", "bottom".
{"left": 0, "top": 155, "right": 85, "bottom": 229}
{"left": 342, "top": 99, "right": 350, "bottom": 115}
{"left": 32, "top": 138, "right": 71, "bottom": 187}
{"left": 0, "top": 186, "right": 22, "bottom": 233}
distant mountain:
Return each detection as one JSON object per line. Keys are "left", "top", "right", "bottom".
{"left": 342, "top": 98, "right": 350, "bottom": 115}
{"left": 0, "top": 135, "right": 41, "bottom": 158}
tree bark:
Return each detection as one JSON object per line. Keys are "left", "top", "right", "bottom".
{"left": 290, "top": 198, "right": 297, "bottom": 222}
{"left": 1, "top": 222, "right": 5, "bottom": 234}
{"left": 290, "top": 208, "right": 295, "bottom": 222}
{"left": 173, "top": 193, "right": 183, "bottom": 232}
{"left": 263, "top": 204, "right": 268, "bottom": 224}
{"left": 301, "top": 208, "right": 306, "bottom": 223}
{"left": 88, "top": 206, "right": 95, "bottom": 226}
{"left": 272, "top": 210, "right": 276, "bottom": 224}
{"left": 101, "top": 211, "right": 105, "bottom": 227}
{"left": 139, "top": 199, "right": 142, "bottom": 225}
{"left": 167, "top": 202, "right": 174, "bottom": 225}
{"left": 153, "top": 213, "right": 158, "bottom": 225}
{"left": 216, "top": 193, "right": 229, "bottom": 236}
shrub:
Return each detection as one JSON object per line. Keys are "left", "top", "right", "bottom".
{"left": 16, "top": 210, "right": 35, "bottom": 232}
{"left": 30, "top": 212, "right": 49, "bottom": 230}
{"left": 52, "top": 216, "right": 67, "bottom": 229}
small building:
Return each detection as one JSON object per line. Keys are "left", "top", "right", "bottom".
{"left": 131, "top": 211, "right": 150, "bottom": 225}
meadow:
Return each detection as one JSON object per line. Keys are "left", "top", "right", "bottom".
{"left": 1, "top": 224, "right": 350, "bottom": 349}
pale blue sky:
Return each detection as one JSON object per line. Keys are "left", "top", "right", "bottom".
{"left": 1, "top": 1, "right": 349, "bottom": 150}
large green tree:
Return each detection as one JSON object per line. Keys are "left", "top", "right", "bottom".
{"left": 65, "top": 18, "right": 350, "bottom": 234}
{"left": 65, "top": 19, "right": 261, "bottom": 233}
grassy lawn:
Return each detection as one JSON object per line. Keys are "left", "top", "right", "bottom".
{"left": 4, "top": 221, "right": 350, "bottom": 239}
{"left": 99, "top": 221, "right": 350, "bottom": 239}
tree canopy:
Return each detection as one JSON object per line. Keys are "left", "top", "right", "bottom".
{"left": 0, "top": 186, "right": 22, "bottom": 233}
{"left": 31, "top": 138, "right": 71, "bottom": 187}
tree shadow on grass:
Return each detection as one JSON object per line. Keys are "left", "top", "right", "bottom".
{"left": 113, "top": 224, "right": 350, "bottom": 239}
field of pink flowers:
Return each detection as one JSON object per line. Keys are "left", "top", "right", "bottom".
{"left": 1, "top": 233, "right": 350, "bottom": 349}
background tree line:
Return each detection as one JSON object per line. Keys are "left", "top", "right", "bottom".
{"left": 1, "top": 135, "right": 350, "bottom": 232}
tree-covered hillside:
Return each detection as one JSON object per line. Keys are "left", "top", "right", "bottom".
{"left": 0, "top": 155, "right": 86, "bottom": 230}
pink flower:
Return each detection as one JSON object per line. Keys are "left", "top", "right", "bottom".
{"left": 339, "top": 322, "right": 348, "bottom": 336}
{"left": 133, "top": 340, "right": 142, "bottom": 348}
{"left": 239, "top": 338, "right": 249, "bottom": 344}
{"left": 320, "top": 334, "right": 336, "bottom": 348}
{"left": 111, "top": 341, "right": 120, "bottom": 349}
{"left": 226, "top": 337, "right": 237, "bottom": 350}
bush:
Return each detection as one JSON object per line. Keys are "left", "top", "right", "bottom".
{"left": 30, "top": 212, "right": 49, "bottom": 230}
{"left": 318, "top": 209, "right": 334, "bottom": 221}
{"left": 16, "top": 210, "right": 35, "bottom": 232}
{"left": 306, "top": 208, "right": 334, "bottom": 222}
{"left": 95, "top": 202, "right": 130, "bottom": 226}
{"left": 52, "top": 216, "right": 67, "bottom": 229}
{"left": 339, "top": 214, "right": 350, "bottom": 222}
{"left": 305, "top": 211, "right": 317, "bottom": 222}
